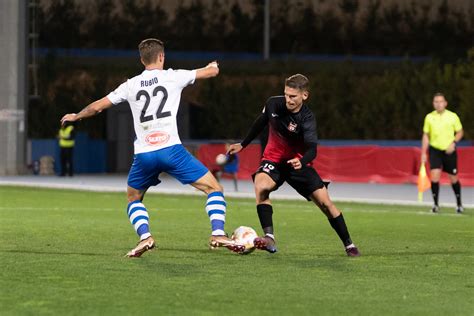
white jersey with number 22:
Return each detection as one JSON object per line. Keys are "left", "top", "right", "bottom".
{"left": 106, "top": 68, "right": 196, "bottom": 154}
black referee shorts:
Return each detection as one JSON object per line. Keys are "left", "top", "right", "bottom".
{"left": 429, "top": 146, "right": 458, "bottom": 175}
{"left": 253, "top": 160, "right": 326, "bottom": 201}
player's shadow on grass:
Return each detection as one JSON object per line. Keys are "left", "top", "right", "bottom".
{"left": 0, "top": 246, "right": 233, "bottom": 257}
{"left": 362, "top": 250, "right": 472, "bottom": 257}
{"left": 285, "top": 249, "right": 472, "bottom": 267}
{"left": 154, "top": 247, "right": 230, "bottom": 254}
{"left": 0, "top": 249, "right": 110, "bottom": 257}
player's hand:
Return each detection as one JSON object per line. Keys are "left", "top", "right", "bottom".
{"left": 207, "top": 61, "right": 219, "bottom": 69}
{"left": 227, "top": 143, "right": 242, "bottom": 155}
{"left": 445, "top": 142, "right": 456, "bottom": 154}
{"left": 421, "top": 152, "right": 427, "bottom": 164}
{"left": 287, "top": 158, "right": 302, "bottom": 170}
{"left": 61, "top": 113, "right": 78, "bottom": 126}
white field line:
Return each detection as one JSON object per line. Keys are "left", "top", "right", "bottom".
{"left": 0, "top": 206, "right": 470, "bottom": 217}
{"left": 0, "top": 181, "right": 472, "bottom": 208}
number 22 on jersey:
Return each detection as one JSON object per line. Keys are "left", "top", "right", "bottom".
{"left": 136, "top": 86, "right": 171, "bottom": 123}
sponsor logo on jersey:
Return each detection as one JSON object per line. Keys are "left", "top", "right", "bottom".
{"left": 271, "top": 113, "right": 279, "bottom": 117}
{"left": 288, "top": 122, "right": 297, "bottom": 132}
{"left": 145, "top": 131, "right": 170, "bottom": 146}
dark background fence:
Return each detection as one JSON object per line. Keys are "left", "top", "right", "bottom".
{"left": 29, "top": 0, "right": 473, "bottom": 140}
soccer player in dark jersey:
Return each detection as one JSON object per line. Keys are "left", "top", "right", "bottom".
{"left": 228, "top": 74, "right": 360, "bottom": 257}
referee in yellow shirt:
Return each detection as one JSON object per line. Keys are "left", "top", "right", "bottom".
{"left": 421, "top": 93, "right": 464, "bottom": 213}
{"left": 58, "top": 121, "right": 75, "bottom": 177}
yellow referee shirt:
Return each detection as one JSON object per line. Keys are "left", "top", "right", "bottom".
{"left": 59, "top": 125, "right": 75, "bottom": 148}
{"left": 423, "top": 109, "right": 462, "bottom": 150}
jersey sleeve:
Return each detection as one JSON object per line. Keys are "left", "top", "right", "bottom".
{"left": 174, "top": 69, "right": 196, "bottom": 88}
{"left": 240, "top": 109, "right": 269, "bottom": 148}
{"left": 453, "top": 113, "right": 463, "bottom": 132}
{"left": 422, "top": 115, "right": 430, "bottom": 134}
{"left": 263, "top": 98, "right": 272, "bottom": 114}
{"left": 302, "top": 114, "right": 318, "bottom": 145}
{"left": 106, "top": 81, "right": 128, "bottom": 105}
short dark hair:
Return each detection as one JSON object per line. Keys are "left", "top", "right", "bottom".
{"left": 285, "top": 74, "right": 309, "bottom": 91}
{"left": 433, "top": 92, "right": 447, "bottom": 100}
{"left": 138, "top": 38, "right": 164, "bottom": 65}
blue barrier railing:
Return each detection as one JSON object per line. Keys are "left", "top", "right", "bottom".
{"left": 31, "top": 132, "right": 107, "bottom": 174}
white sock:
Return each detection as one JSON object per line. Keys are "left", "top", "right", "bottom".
{"left": 265, "top": 233, "right": 275, "bottom": 240}
{"left": 212, "top": 229, "right": 225, "bottom": 236}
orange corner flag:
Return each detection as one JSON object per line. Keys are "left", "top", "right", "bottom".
{"left": 417, "top": 163, "right": 431, "bottom": 202}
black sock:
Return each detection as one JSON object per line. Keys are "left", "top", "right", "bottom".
{"left": 257, "top": 204, "right": 273, "bottom": 235}
{"left": 328, "top": 214, "right": 353, "bottom": 247}
{"left": 451, "top": 181, "right": 462, "bottom": 206}
{"left": 431, "top": 182, "right": 440, "bottom": 206}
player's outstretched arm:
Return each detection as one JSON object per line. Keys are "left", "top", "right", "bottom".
{"left": 232, "top": 112, "right": 269, "bottom": 154}
{"left": 195, "top": 61, "right": 219, "bottom": 80}
{"left": 227, "top": 143, "right": 243, "bottom": 155}
{"left": 60, "top": 97, "right": 113, "bottom": 125}
{"left": 228, "top": 112, "right": 268, "bottom": 155}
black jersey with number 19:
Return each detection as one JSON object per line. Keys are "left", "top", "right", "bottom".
{"left": 262, "top": 96, "right": 318, "bottom": 164}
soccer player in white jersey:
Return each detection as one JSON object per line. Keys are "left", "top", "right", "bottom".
{"left": 61, "top": 38, "right": 242, "bottom": 257}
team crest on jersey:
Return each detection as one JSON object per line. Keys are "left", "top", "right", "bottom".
{"left": 145, "top": 131, "right": 170, "bottom": 146}
{"left": 288, "top": 122, "right": 298, "bottom": 132}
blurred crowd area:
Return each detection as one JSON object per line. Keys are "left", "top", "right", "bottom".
{"left": 38, "top": 0, "right": 474, "bottom": 58}
{"left": 30, "top": 0, "right": 473, "bottom": 141}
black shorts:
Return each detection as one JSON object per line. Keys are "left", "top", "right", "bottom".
{"left": 429, "top": 146, "right": 458, "bottom": 175}
{"left": 253, "top": 160, "right": 326, "bottom": 201}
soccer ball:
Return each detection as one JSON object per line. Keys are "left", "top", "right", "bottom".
{"left": 215, "top": 153, "right": 227, "bottom": 165}
{"left": 231, "top": 226, "right": 258, "bottom": 254}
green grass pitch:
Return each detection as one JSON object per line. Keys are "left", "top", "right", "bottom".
{"left": 0, "top": 186, "right": 473, "bottom": 315}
